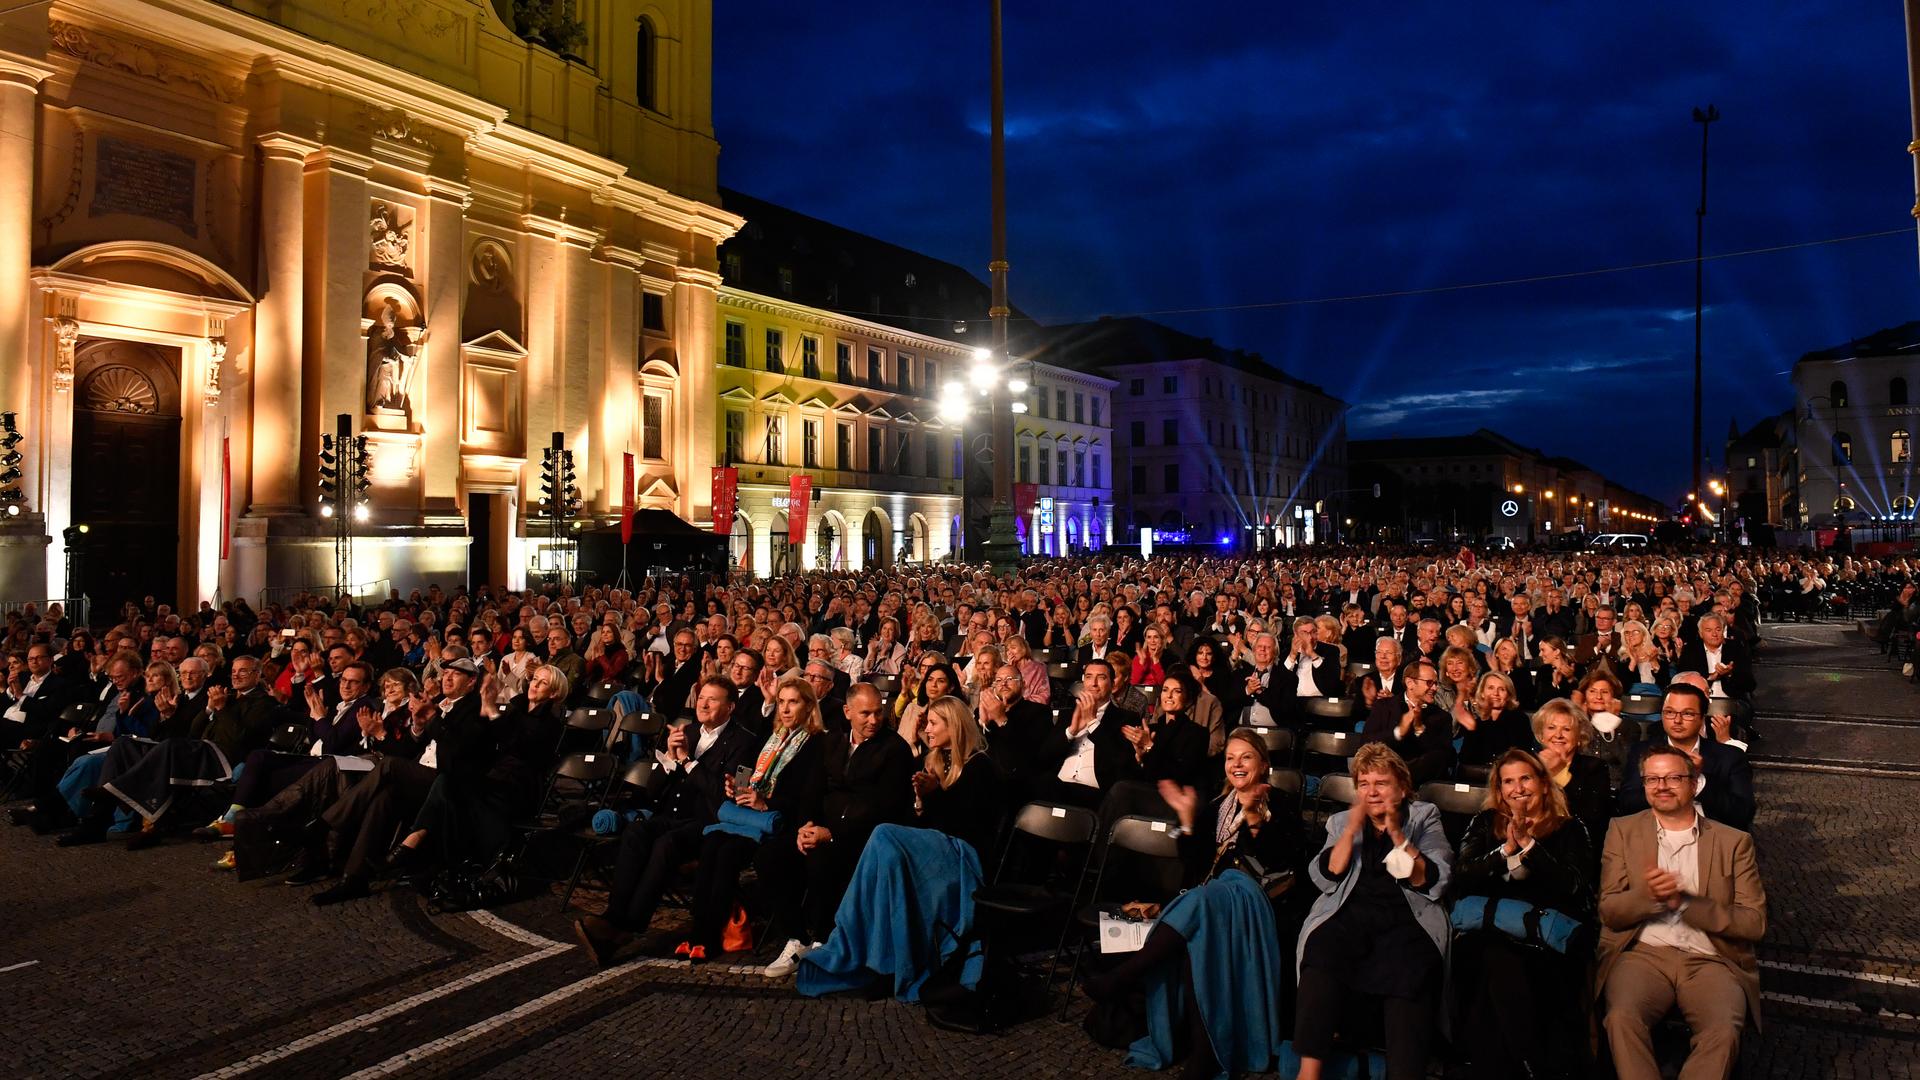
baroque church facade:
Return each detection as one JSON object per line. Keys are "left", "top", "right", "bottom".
{"left": 0, "top": 0, "right": 739, "bottom": 609}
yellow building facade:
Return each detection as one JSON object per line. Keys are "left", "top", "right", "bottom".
{"left": 715, "top": 287, "right": 965, "bottom": 576}
{"left": 0, "top": 0, "right": 741, "bottom": 610}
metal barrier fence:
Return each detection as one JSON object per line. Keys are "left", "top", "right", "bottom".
{"left": 0, "top": 596, "right": 91, "bottom": 627}
{"left": 258, "top": 579, "right": 391, "bottom": 610}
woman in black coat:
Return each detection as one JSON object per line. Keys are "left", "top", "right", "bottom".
{"left": 1529, "top": 698, "right": 1612, "bottom": 863}
{"left": 1447, "top": 749, "right": 1595, "bottom": 1080}
{"left": 393, "top": 663, "right": 567, "bottom": 872}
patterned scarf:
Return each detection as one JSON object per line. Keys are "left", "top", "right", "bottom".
{"left": 750, "top": 725, "right": 811, "bottom": 792}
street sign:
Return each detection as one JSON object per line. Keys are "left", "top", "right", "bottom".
{"left": 1500, "top": 499, "right": 1520, "bottom": 518}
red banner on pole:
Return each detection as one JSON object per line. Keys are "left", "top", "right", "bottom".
{"left": 220, "top": 436, "right": 231, "bottom": 560}
{"left": 1013, "top": 482, "right": 1039, "bottom": 519}
{"left": 620, "top": 452, "right": 636, "bottom": 544}
{"left": 788, "top": 475, "right": 811, "bottom": 541}
{"left": 711, "top": 466, "right": 739, "bottom": 535}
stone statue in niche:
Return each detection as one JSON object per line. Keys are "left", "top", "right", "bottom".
{"left": 365, "top": 296, "right": 422, "bottom": 413}
{"left": 369, "top": 201, "right": 411, "bottom": 269}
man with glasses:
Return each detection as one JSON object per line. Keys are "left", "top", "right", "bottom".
{"left": 1616, "top": 684, "right": 1754, "bottom": 830}
{"left": 801, "top": 659, "right": 846, "bottom": 732}
{"left": 1360, "top": 657, "right": 1454, "bottom": 784}
{"left": 978, "top": 663, "right": 1050, "bottom": 786}
{"left": 727, "top": 649, "right": 767, "bottom": 737}
{"left": 1596, "top": 742, "right": 1765, "bottom": 1080}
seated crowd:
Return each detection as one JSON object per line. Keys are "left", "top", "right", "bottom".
{"left": 0, "top": 546, "right": 1791, "bottom": 1079}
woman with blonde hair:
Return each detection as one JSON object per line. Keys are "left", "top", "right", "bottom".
{"left": 1001, "top": 635, "right": 1051, "bottom": 705}
{"left": 1453, "top": 671, "right": 1531, "bottom": 766}
{"left": 682, "top": 674, "right": 828, "bottom": 961}
{"left": 1529, "top": 697, "right": 1612, "bottom": 848}
{"left": 797, "top": 695, "right": 1005, "bottom": 1000}
{"left": 1447, "top": 748, "right": 1595, "bottom": 1078}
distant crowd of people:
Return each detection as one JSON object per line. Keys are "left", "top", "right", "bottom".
{"left": 0, "top": 546, "right": 1860, "bottom": 1077}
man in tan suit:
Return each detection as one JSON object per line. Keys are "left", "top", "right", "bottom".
{"left": 1596, "top": 744, "right": 1766, "bottom": 1079}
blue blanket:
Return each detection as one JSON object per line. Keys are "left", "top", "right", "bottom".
{"left": 796, "top": 823, "right": 984, "bottom": 1002}
{"left": 1126, "top": 869, "right": 1284, "bottom": 1078}
{"left": 703, "top": 799, "right": 782, "bottom": 842}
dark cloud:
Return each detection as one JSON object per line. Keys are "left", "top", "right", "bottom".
{"left": 713, "top": 1, "right": 1917, "bottom": 497}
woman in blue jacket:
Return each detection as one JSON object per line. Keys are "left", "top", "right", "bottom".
{"left": 1293, "top": 742, "right": 1453, "bottom": 1080}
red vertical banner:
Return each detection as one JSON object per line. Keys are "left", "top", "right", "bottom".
{"left": 788, "top": 475, "right": 811, "bottom": 541}
{"left": 220, "top": 436, "right": 232, "bottom": 560}
{"left": 711, "top": 466, "right": 738, "bottom": 535}
{"left": 1013, "top": 482, "right": 1039, "bottom": 519}
{"left": 620, "top": 452, "right": 636, "bottom": 544}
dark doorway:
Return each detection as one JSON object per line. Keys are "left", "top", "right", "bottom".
{"left": 69, "top": 341, "right": 182, "bottom": 617}
{"left": 469, "top": 491, "right": 493, "bottom": 591}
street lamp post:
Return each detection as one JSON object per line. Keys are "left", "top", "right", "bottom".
{"left": 977, "top": 0, "right": 1022, "bottom": 571}
{"left": 1690, "top": 104, "right": 1719, "bottom": 513}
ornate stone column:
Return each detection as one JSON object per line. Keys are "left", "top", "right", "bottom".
{"left": 674, "top": 265, "right": 721, "bottom": 523}
{"left": 0, "top": 60, "right": 52, "bottom": 597}
{"left": 420, "top": 177, "right": 467, "bottom": 518}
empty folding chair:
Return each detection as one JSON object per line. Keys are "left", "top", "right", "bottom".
{"left": 965, "top": 802, "right": 1100, "bottom": 1031}
{"left": 1417, "top": 781, "right": 1488, "bottom": 847}
{"left": 1061, "top": 815, "right": 1184, "bottom": 1013}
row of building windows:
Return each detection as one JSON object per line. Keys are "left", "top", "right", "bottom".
{"left": 1028, "top": 385, "right": 1104, "bottom": 426}
{"left": 1830, "top": 430, "right": 1914, "bottom": 465}
{"left": 722, "top": 322, "right": 939, "bottom": 395}
{"left": 1125, "top": 418, "right": 1323, "bottom": 459}
{"left": 1123, "top": 372, "right": 1330, "bottom": 426}
{"left": 722, "top": 411, "right": 962, "bottom": 478}
{"left": 1014, "top": 444, "right": 1103, "bottom": 488}
{"left": 1825, "top": 378, "right": 1909, "bottom": 409}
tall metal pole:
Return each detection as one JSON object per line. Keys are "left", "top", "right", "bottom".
{"left": 1906, "top": 0, "right": 1920, "bottom": 279}
{"left": 1691, "top": 105, "right": 1718, "bottom": 511}
{"left": 981, "top": 0, "right": 1021, "bottom": 568}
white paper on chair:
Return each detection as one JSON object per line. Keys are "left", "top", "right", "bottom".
{"left": 1098, "top": 913, "right": 1154, "bottom": 953}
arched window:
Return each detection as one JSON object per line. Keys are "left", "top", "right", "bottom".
{"left": 1894, "top": 378, "right": 1910, "bottom": 407}
{"left": 1895, "top": 430, "right": 1912, "bottom": 464}
{"left": 636, "top": 18, "right": 657, "bottom": 111}
{"left": 1897, "top": 495, "right": 1916, "bottom": 515}
{"left": 1833, "top": 432, "right": 1852, "bottom": 465}
{"left": 1835, "top": 496, "right": 1856, "bottom": 513}
{"left": 1830, "top": 380, "right": 1849, "bottom": 408}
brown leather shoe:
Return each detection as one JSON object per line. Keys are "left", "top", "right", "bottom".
{"left": 572, "top": 915, "right": 626, "bottom": 969}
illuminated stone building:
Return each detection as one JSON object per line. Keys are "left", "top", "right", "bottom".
{"left": 0, "top": 0, "right": 741, "bottom": 609}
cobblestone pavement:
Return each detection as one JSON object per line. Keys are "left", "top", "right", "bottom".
{"left": 3, "top": 621, "right": 1917, "bottom": 1079}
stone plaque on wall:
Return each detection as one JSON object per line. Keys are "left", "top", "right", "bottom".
{"left": 89, "top": 136, "right": 198, "bottom": 235}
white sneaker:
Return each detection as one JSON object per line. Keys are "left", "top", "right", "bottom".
{"left": 764, "top": 938, "right": 807, "bottom": 978}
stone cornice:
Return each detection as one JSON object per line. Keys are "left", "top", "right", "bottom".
{"left": 719, "top": 287, "right": 971, "bottom": 357}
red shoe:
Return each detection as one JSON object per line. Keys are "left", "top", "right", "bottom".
{"left": 688, "top": 945, "right": 707, "bottom": 962}
{"left": 673, "top": 940, "right": 692, "bottom": 958}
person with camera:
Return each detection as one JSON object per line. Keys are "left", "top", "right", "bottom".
{"left": 573, "top": 676, "right": 759, "bottom": 967}
{"left": 1084, "top": 727, "right": 1300, "bottom": 1078}
{"left": 1293, "top": 743, "right": 1453, "bottom": 1080}
{"left": 1596, "top": 743, "right": 1766, "bottom": 1080}
{"left": 1448, "top": 748, "right": 1596, "bottom": 1079}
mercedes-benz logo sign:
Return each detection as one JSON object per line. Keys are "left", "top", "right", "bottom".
{"left": 1500, "top": 500, "right": 1520, "bottom": 518}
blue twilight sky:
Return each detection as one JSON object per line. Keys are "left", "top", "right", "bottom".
{"left": 710, "top": 2, "right": 1920, "bottom": 499}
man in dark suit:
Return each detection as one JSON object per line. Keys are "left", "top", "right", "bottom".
{"left": 1675, "top": 614, "right": 1755, "bottom": 703}
{"left": 756, "top": 683, "right": 915, "bottom": 971}
{"left": 1, "top": 643, "right": 75, "bottom": 747}
{"left": 1033, "top": 658, "right": 1141, "bottom": 809}
{"left": 726, "top": 649, "right": 768, "bottom": 736}
{"left": 199, "top": 655, "right": 278, "bottom": 760}
{"left": 574, "top": 676, "right": 759, "bottom": 965}
{"left": 979, "top": 663, "right": 1053, "bottom": 787}
{"left": 1360, "top": 658, "right": 1454, "bottom": 785}
{"left": 1228, "top": 631, "right": 1295, "bottom": 728}
{"left": 1280, "top": 619, "right": 1345, "bottom": 700}
{"left": 1616, "top": 685, "right": 1755, "bottom": 831}
{"left": 1017, "top": 590, "right": 1047, "bottom": 645}
{"left": 1075, "top": 613, "right": 1120, "bottom": 666}
{"left": 1532, "top": 587, "right": 1576, "bottom": 641}
{"left": 801, "top": 660, "right": 847, "bottom": 733}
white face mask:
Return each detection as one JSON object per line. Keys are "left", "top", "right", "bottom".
{"left": 1384, "top": 844, "right": 1416, "bottom": 880}
{"left": 1590, "top": 710, "right": 1622, "bottom": 734}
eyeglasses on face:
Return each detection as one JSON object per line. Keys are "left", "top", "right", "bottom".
{"left": 1642, "top": 774, "right": 1691, "bottom": 788}
{"left": 1660, "top": 709, "right": 1701, "bottom": 721}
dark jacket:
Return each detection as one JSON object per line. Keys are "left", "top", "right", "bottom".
{"left": 658, "top": 717, "right": 761, "bottom": 825}
{"left": 815, "top": 729, "right": 916, "bottom": 848}
{"left": 1615, "top": 736, "right": 1755, "bottom": 831}
{"left": 4, "top": 671, "right": 76, "bottom": 738}
{"left": 1279, "top": 642, "right": 1345, "bottom": 699}
{"left": 195, "top": 685, "right": 277, "bottom": 760}
{"left": 1449, "top": 810, "right": 1594, "bottom": 917}
{"left": 1675, "top": 640, "right": 1756, "bottom": 701}
{"left": 314, "top": 693, "right": 381, "bottom": 757}
{"left": 415, "top": 690, "right": 493, "bottom": 783}
{"left": 1175, "top": 791, "right": 1303, "bottom": 889}
{"left": 1360, "top": 697, "right": 1455, "bottom": 785}
{"left": 984, "top": 698, "right": 1053, "bottom": 780}
{"left": 917, "top": 752, "right": 1006, "bottom": 860}
{"left": 1139, "top": 712, "right": 1213, "bottom": 792}
{"left": 1035, "top": 704, "right": 1143, "bottom": 792}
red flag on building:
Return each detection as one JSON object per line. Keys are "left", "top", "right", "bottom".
{"left": 1013, "top": 482, "right": 1039, "bottom": 519}
{"left": 620, "top": 452, "right": 636, "bottom": 544}
{"left": 219, "top": 435, "right": 231, "bottom": 560}
{"left": 711, "top": 466, "right": 739, "bottom": 535}
{"left": 788, "top": 475, "right": 811, "bottom": 541}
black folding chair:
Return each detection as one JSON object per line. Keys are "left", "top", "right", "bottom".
{"left": 1301, "top": 729, "right": 1361, "bottom": 780}
{"left": 1268, "top": 766, "right": 1306, "bottom": 819}
{"left": 1316, "top": 773, "right": 1358, "bottom": 819}
{"left": 1252, "top": 726, "right": 1296, "bottom": 766}
{"left": 267, "top": 722, "right": 313, "bottom": 753}
{"left": 865, "top": 672, "right": 901, "bottom": 697}
{"left": 0, "top": 701, "right": 89, "bottom": 800}
{"left": 515, "top": 751, "right": 620, "bottom": 913}
{"left": 586, "top": 680, "right": 625, "bottom": 705}
{"left": 1620, "top": 692, "right": 1662, "bottom": 720}
{"left": 561, "top": 759, "right": 674, "bottom": 912}
{"left": 1303, "top": 696, "right": 1355, "bottom": 734}
{"left": 965, "top": 802, "right": 1099, "bottom": 1031}
{"left": 557, "top": 706, "right": 614, "bottom": 755}
{"left": 1061, "top": 814, "right": 1183, "bottom": 1015}
{"left": 1417, "top": 781, "right": 1488, "bottom": 847}
{"left": 609, "top": 708, "right": 663, "bottom": 759}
